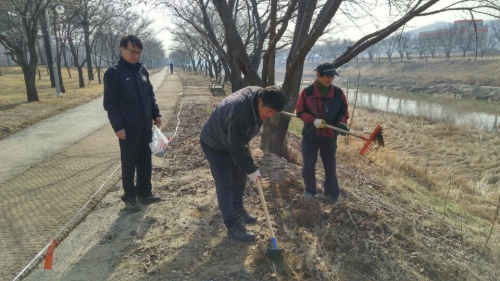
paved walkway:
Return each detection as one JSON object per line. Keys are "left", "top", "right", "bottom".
{"left": 0, "top": 68, "right": 183, "bottom": 280}
{"left": 0, "top": 69, "right": 168, "bottom": 184}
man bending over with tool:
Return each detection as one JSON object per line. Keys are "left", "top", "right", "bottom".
{"left": 296, "top": 62, "right": 349, "bottom": 202}
{"left": 200, "top": 86, "right": 287, "bottom": 242}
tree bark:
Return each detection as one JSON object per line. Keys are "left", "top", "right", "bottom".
{"left": 40, "top": 18, "right": 55, "bottom": 88}
{"left": 54, "top": 16, "right": 65, "bottom": 93}
{"left": 82, "top": 3, "right": 94, "bottom": 81}
{"left": 212, "top": 0, "right": 262, "bottom": 90}
{"left": 84, "top": 24, "right": 94, "bottom": 80}
{"left": 23, "top": 64, "right": 39, "bottom": 102}
{"left": 77, "top": 66, "right": 84, "bottom": 87}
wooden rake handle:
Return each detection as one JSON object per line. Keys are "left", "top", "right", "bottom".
{"left": 280, "top": 111, "right": 368, "bottom": 141}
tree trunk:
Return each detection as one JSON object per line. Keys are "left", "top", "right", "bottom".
{"left": 36, "top": 39, "right": 46, "bottom": 64}
{"left": 40, "top": 19, "right": 55, "bottom": 87}
{"left": 261, "top": 56, "right": 305, "bottom": 157}
{"left": 77, "top": 67, "right": 85, "bottom": 88}
{"left": 63, "top": 51, "right": 72, "bottom": 79}
{"left": 83, "top": 15, "right": 94, "bottom": 81}
{"left": 54, "top": 18, "right": 66, "bottom": 93}
{"left": 213, "top": 0, "right": 262, "bottom": 90}
{"left": 97, "top": 67, "right": 102, "bottom": 83}
{"left": 23, "top": 65, "right": 39, "bottom": 102}
{"left": 261, "top": 116, "right": 291, "bottom": 156}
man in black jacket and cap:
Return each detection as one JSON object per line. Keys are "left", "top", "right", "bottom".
{"left": 200, "top": 86, "right": 287, "bottom": 241}
{"left": 103, "top": 35, "right": 162, "bottom": 212}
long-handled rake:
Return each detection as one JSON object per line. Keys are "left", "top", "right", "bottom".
{"left": 281, "top": 111, "right": 384, "bottom": 156}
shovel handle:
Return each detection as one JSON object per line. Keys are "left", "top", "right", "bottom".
{"left": 280, "top": 111, "right": 367, "bottom": 140}
{"left": 255, "top": 178, "right": 278, "bottom": 250}
{"left": 248, "top": 144, "right": 278, "bottom": 250}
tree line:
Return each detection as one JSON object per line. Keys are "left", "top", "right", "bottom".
{"left": 1, "top": 0, "right": 499, "bottom": 156}
{"left": 0, "top": 0, "right": 167, "bottom": 102}
{"left": 160, "top": 0, "right": 499, "bottom": 156}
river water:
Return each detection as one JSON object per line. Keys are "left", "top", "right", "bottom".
{"left": 339, "top": 85, "right": 500, "bottom": 133}
{"left": 280, "top": 78, "right": 500, "bottom": 133}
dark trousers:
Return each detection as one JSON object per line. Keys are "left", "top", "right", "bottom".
{"left": 201, "top": 141, "right": 246, "bottom": 227}
{"left": 119, "top": 129, "right": 153, "bottom": 199}
{"left": 301, "top": 138, "right": 340, "bottom": 200}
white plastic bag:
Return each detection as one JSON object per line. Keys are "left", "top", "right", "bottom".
{"left": 149, "top": 125, "right": 169, "bottom": 157}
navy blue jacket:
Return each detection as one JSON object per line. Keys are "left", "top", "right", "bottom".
{"left": 199, "top": 86, "right": 262, "bottom": 174}
{"left": 103, "top": 57, "right": 161, "bottom": 132}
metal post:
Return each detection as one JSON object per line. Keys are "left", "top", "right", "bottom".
{"left": 43, "top": 0, "right": 62, "bottom": 97}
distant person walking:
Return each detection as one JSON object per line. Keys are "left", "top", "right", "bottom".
{"left": 200, "top": 86, "right": 287, "bottom": 242}
{"left": 169, "top": 62, "right": 173, "bottom": 74}
{"left": 296, "top": 62, "right": 349, "bottom": 202}
{"left": 103, "top": 35, "right": 162, "bottom": 212}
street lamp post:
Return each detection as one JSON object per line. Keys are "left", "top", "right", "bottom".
{"left": 43, "top": 1, "right": 65, "bottom": 97}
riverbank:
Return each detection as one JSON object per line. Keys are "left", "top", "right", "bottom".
{"left": 338, "top": 58, "right": 500, "bottom": 101}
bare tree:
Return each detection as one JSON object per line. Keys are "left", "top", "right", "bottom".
{"left": 427, "top": 35, "right": 440, "bottom": 59}
{"left": 365, "top": 43, "right": 379, "bottom": 62}
{"left": 395, "top": 29, "right": 410, "bottom": 61}
{"left": 488, "top": 20, "right": 500, "bottom": 49}
{"left": 404, "top": 33, "right": 417, "bottom": 60}
{"left": 416, "top": 37, "right": 430, "bottom": 59}
{"left": 476, "top": 32, "right": 495, "bottom": 57}
{"left": 169, "top": 49, "right": 191, "bottom": 69}
{"left": 141, "top": 38, "right": 166, "bottom": 70}
{"left": 0, "top": 0, "right": 52, "bottom": 102}
{"left": 380, "top": 35, "right": 397, "bottom": 62}
{"left": 159, "top": 0, "right": 500, "bottom": 156}
{"left": 437, "top": 24, "right": 458, "bottom": 59}
{"left": 457, "top": 21, "right": 476, "bottom": 58}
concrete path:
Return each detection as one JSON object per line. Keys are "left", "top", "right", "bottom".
{"left": 0, "top": 67, "right": 182, "bottom": 281}
{"left": 0, "top": 69, "right": 168, "bottom": 184}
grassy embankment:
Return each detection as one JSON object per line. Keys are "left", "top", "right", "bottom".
{"left": 277, "top": 58, "right": 500, "bottom": 279}
{"left": 280, "top": 107, "right": 500, "bottom": 280}
{"left": 341, "top": 56, "right": 500, "bottom": 87}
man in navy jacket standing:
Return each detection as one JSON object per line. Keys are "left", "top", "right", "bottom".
{"left": 104, "top": 35, "right": 162, "bottom": 212}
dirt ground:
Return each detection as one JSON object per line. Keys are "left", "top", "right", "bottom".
{"left": 25, "top": 73, "right": 296, "bottom": 281}
{"left": 9, "top": 69, "right": 500, "bottom": 281}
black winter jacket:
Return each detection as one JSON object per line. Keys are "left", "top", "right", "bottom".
{"left": 199, "top": 86, "right": 262, "bottom": 174}
{"left": 103, "top": 57, "right": 161, "bottom": 132}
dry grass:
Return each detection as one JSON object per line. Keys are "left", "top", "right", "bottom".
{"left": 268, "top": 105, "right": 500, "bottom": 280}
{"left": 0, "top": 65, "right": 163, "bottom": 140}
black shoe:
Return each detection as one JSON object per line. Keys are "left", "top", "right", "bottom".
{"left": 121, "top": 196, "right": 140, "bottom": 212}
{"left": 227, "top": 221, "right": 256, "bottom": 242}
{"left": 235, "top": 208, "right": 257, "bottom": 224}
{"left": 137, "top": 194, "right": 162, "bottom": 204}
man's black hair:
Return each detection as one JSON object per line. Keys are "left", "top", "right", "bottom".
{"left": 258, "top": 86, "right": 287, "bottom": 112}
{"left": 120, "top": 35, "right": 143, "bottom": 50}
